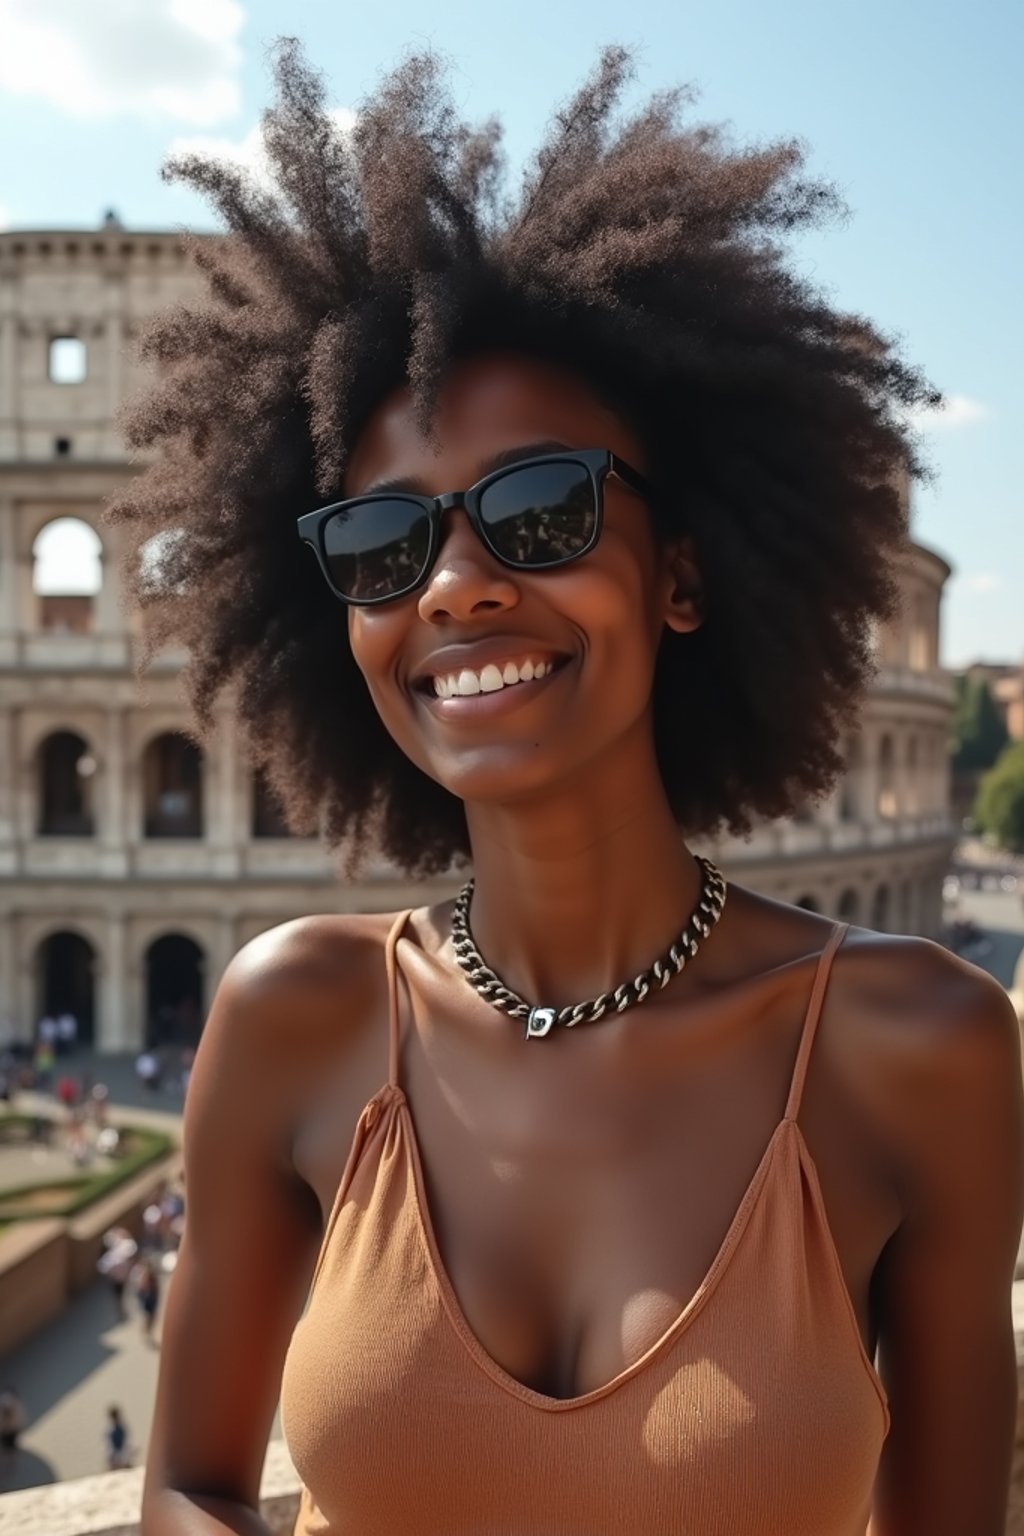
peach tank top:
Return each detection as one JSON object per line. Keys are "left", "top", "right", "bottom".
{"left": 281, "top": 913, "right": 890, "bottom": 1535}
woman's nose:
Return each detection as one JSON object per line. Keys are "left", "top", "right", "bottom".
{"left": 416, "top": 510, "right": 520, "bottom": 623}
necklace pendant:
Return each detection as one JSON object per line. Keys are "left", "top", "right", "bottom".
{"left": 525, "top": 1006, "right": 557, "bottom": 1040}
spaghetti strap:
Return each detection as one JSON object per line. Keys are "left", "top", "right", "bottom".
{"left": 784, "top": 922, "right": 848, "bottom": 1123}
{"left": 385, "top": 910, "right": 413, "bottom": 1089}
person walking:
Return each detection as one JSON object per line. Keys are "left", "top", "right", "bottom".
{"left": 105, "top": 1405, "right": 134, "bottom": 1470}
{"left": 132, "top": 1255, "right": 161, "bottom": 1343}
{"left": 96, "top": 1226, "right": 137, "bottom": 1320}
{"left": 56, "top": 1012, "right": 78, "bottom": 1057}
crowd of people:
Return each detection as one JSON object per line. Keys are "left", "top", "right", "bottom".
{"left": 96, "top": 1177, "right": 186, "bottom": 1342}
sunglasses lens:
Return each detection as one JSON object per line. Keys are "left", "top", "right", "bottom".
{"left": 322, "top": 499, "right": 431, "bottom": 602}
{"left": 479, "top": 461, "right": 596, "bottom": 565}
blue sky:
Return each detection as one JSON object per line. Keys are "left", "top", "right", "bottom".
{"left": 1, "top": 0, "right": 1020, "bottom": 666}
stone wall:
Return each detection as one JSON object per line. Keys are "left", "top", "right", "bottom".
{"left": 0, "top": 1439, "right": 301, "bottom": 1535}
{"left": 0, "top": 1155, "right": 179, "bottom": 1357}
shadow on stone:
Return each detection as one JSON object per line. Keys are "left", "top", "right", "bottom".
{"left": 0, "top": 1445, "right": 58, "bottom": 1493}
{"left": 4, "top": 1280, "right": 121, "bottom": 1422}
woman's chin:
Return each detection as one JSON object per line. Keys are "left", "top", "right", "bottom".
{"left": 428, "top": 747, "right": 571, "bottom": 815}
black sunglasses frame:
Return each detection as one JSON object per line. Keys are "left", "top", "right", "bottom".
{"left": 296, "top": 448, "right": 652, "bottom": 607}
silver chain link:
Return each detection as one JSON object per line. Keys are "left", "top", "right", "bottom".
{"left": 450, "top": 856, "right": 727, "bottom": 1037}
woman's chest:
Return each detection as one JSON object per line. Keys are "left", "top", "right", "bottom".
{"left": 297, "top": 1022, "right": 898, "bottom": 1402}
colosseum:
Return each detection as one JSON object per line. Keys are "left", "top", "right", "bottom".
{"left": 0, "top": 224, "right": 957, "bottom": 1055}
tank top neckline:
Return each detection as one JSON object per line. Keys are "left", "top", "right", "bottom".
{"left": 323, "top": 912, "right": 889, "bottom": 1421}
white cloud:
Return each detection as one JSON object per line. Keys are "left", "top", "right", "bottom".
{"left": 962, "top": 573, "right": 1002, "bottom": 594}
{"left": 0, "top": 0, "right": 244, "bottom": 126}
{"left": 168, "top": 107, "right": 357, "bottom": 189}
{"left": 908, "top": 393, "right": 990, "bottom": 433}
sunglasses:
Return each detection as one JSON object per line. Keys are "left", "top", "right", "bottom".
{"left": 296, "top": 448, "right": 652, "bottom": 606}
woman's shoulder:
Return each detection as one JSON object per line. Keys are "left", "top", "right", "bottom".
{"left": 725, "top": 883, "right": 1013, "bottom": 1114}
{"left": 774, "top": 903, "right": 1020, "bottom": 1205}
{"left": 224, "top": 908, "right": 404, "bottom": 1002}
{"left": 726, "top": 881, "right": 1005, "bottom": 1026}
{"left": 191, "top": 909, "right": 420, "bottom": 1126}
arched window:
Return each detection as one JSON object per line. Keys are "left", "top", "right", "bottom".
{"left": 138, "top": 530, "right": 187, "bottom": 597}
{"left": 146, "top": 934, "right": 205, "bottom": 1048}
{"left": 877, "top": 735, "right": 897, "bottom": 819}
{"left": 871, "top": 884, "right": 891, "bottom": 933}
{"left": 795, "top": 894, "right": 819, "bottom": 912}
{"left": 38, "top": 731, "right": 96, "bottom": 836}
{"left": 143, "top": 733, "right": 203, "bottom": 838}
{"left": 36, "top": 931, "right": 96, "bottom": 1045}
{"left": 909, "top": 595, "right": 932, "bottom": 672}
{"left": 252, "top": 769, "right": 294, "bottom": 839}
{"left": 32, "top": 518, "right": 103, "bottom": 633}
{"left": 896, "top": 880, "right": 914, "bottom": 934}
{"left": 49, "top": 336, "right": 87, "bottom": 383}
{"left": 905, "top": 735, "right": 919, "bottom": 815}
{"left": 838, "top": 888, "right": 860, "bottom": 923}
{"left": 840, "top": 735, "right": 862, "bottom": 822}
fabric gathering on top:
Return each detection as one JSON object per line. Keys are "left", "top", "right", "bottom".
{"left": 280, "top": 912, "right": 890, "bottom": 1535}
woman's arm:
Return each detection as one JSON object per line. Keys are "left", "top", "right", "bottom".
{"left": 140, "top": 933, "right": 331, "bottom": 1535}
{"left": 869, "top": 951, "right": 1024, "bottom": 1536}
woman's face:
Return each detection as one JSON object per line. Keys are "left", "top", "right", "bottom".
{"left": 345, "top": 352, "right": 697, "bottom": 809}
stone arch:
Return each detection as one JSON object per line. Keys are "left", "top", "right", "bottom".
{"left": 839, "top": 735, "right": 863, "bottom": 822}
{"left": 897, "top": 878, "right": 915, "bottom": 934}
{"left": 37, "top": 728, "right": 97, "bottom": 835}
{"left": 904, "top": 735, "right": 919, "bottom": 815}
{"left": 31, "top": 516, "right": 103, "bottom": 634}
{"left": 34, "top": 928, "right": 98, "bottom": 1046}
{"left": 251, "top": 768, "right": 294, "bottom": 839}
{"left": 877, "top": 734, "right": 897, "bottom": 819}
{"left": 837, "top": 888, "right": 860, "bottom": 923}
{"left": 144, "top": 932, "right": 206, "bottom": 1049}
{"left": 871, "top": 883, "right": 891, "bottom": 933}
{"left": 908, "top": 593, "right": 933, "bottom": 672}
{"left": 142, "top": 731, "right": 204, "bottom": 838}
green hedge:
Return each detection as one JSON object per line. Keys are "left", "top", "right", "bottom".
{"left": 0, "top": 1120, "right": 174, "bottom": 1221}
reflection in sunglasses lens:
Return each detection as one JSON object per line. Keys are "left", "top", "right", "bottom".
{"left": 324, "top": 501, "right": 430, "bottom": 602}
{"left": 481, "top": 463, "right": 595, "bottom": 565}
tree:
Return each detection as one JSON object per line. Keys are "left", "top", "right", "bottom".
{"left": 951, "top": 675, "right": 1009, "bottom": 773}
{"left": 975, "top": 742, "right": 1024, "bottom": 855}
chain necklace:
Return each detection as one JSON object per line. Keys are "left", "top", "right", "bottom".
{"left": 450, "top": 855, "right": 727, "bottom": 1040}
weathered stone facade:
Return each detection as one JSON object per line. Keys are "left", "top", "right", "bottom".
{"left": 0, "top": 227, "right": 957, "bottom": 1054}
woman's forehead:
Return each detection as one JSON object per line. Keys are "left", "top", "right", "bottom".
{"left": 345, "top": 352, "right": 642, "bottom": 494}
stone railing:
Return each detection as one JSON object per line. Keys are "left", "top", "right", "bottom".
{"left": 0, "top": 1439, "right": 301, "bottom": 1535}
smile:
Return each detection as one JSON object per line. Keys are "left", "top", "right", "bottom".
{"left": 432, "top": 658, "right": 556, "bottom": 699}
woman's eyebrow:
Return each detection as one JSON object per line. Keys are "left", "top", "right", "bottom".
{"left": 360, "top": 439, "right": 573, "bottom": 497}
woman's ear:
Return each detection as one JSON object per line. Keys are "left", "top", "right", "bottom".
{"left": 662, "top": 536, "right": 705, "bottom": 635}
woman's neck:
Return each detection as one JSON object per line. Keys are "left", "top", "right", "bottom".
{"left": 462, "top": 757, "right": 704, "bottom": 1010}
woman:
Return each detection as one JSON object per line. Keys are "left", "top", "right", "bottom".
{"left": 116, "top": 42, "right": 1023, "bottom": 1536}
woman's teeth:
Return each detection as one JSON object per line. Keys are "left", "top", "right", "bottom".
{"left": 433, "top": 660, "right": 553, "bottom": 699}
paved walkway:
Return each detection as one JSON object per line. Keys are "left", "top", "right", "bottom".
{"left": 0, "top": 1131, "right": 119, "bottom": 1197}
{"left": 0, "top": 1066, "right": 191, "bottom": 1492}
{"left": 4, "top": 1050, "right": 188, "bottom": 1119}
{"left": 0, "top": 1269, "right": 283, "bottom": 1491}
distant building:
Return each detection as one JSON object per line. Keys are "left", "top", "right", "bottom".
{"left": 0, "top": 227, "right": 958, "bottom": 1053}
{"left": 959, "top": 660, "right": 1024, "bottom": 742}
